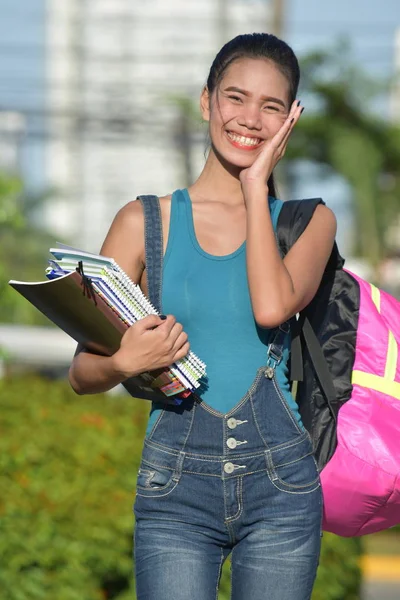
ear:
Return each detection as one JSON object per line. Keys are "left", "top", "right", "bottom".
{"left": 200, "top": 86, "right": 211, "bottom": 122}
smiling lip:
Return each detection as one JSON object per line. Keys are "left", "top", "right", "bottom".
{"left": 226, "top": 131, "right": 264, "bottom": 150}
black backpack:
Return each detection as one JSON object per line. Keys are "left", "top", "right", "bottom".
{"left": 277, "top": 198, "right": 356, "bottom": 470}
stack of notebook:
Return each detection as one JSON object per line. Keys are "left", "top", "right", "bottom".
{"left": 9, "top": 244, "right": 206, "bottom": 404}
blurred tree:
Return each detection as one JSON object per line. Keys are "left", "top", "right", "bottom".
{"left": 288, "top": 45, "right": 400, "bottom": 276}
{"left": 0, "top": 172, "right": 56, "bottom": 324}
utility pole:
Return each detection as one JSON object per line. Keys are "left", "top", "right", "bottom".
{"left": 68, "top": 0, "right": 85, "bottom": 245}
{"left": 270, "top": 0, "right": 289, "bottom": 197}
{"left": 271, "top": 0, "right": 285, "bottom": 37}
{"left": 217, "top": 0, "right": 229, "bottom": 46}
{"left": 46, "top": 0, "right": 84, "bottom": 243}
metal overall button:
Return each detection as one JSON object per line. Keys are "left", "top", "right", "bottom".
{"left": 224, "top": 462, "right": 235, "bottom": 474}
{"left": 227, "top": 417, "right": 237, "bottom": 429}
{"left": 226, "top": 438, "right": 237, "bottom": 449}
{"left": 223, "top": 462, "right": 246, "bottom": 474}
{"left": 265, "top": 366, "right": 275, "bottom": 379}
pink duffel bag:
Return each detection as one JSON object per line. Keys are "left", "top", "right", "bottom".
{"left": 277, "top": 198, "right": 400, "bottom": 536}
{"left": 320, "top": 273, "right": 400, "bottom": 536}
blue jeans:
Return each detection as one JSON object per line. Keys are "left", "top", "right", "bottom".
{"left": 134, "top": 367, "right": 323, "bottom": 600}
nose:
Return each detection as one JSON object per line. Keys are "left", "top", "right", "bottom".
{"left": 237, "top": 103, "right": 262, "bottom": 131}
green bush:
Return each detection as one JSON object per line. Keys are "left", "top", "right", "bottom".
{"left": 0, "top": 376, "right": 148, "bottom": 600}
{"left": 0, "top": 377, "right": 362, "bottom": 599}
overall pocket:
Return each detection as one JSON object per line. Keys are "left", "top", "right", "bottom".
{"left": 266, "top": 434, "right": 320, "bottom": 495}
{"left": 136, "top": 463, "right": 177, "bottom": 496}
{"left": 135, "top": 444, "right": 183, "bottom": 498}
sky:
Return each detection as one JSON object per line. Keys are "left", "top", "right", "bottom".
{"left": 288, "top": 0, "right": 399, "bottom": 75}
{"left": 0, "top": 0, "right": 45, "bottom": 189}
{"left": 0, "top": 0, "right": 398, "bottom": 253}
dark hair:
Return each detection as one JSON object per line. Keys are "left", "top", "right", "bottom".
{"left": 206, "top": 33, "right": 300, "bottom": 197}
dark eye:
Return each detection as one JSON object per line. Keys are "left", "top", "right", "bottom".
{"left": 229, "top": 95, "right": 242, "bottom": 103}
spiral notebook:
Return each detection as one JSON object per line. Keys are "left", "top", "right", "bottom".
{"left": 9, "top": 244, "right": 206, "bottom": 403}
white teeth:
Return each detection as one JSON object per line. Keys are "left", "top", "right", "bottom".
{"left": 227, "top": 132, "right": 262, "bottom": 146}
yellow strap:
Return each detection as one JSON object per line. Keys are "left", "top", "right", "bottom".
{"left": 352, "top": 370, "right": 400, "bottom": 400}
{"left": 385, "top": 330, "right": 398, "bottom": 381}
{"left": 370, "top": 283, "right": 381, "bottom": 313}
{"left": 368, "top": 282, "right": 398, "bottom": 381}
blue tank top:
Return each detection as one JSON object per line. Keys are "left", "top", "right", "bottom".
{"left": 146, "top": 188, "right": 303, "bottom": 433}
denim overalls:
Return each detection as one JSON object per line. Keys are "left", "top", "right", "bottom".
{"left": 133, "top": 196, "right": 323, "bottom": 600}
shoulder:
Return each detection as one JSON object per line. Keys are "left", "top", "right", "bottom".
{"left": 278, "top": 198, "right": 337, "bottom": 241}
{"left": 310, "top": 204, "right": 337, "bottom": 235}
{"left": 106, "top": 198, "right": 145, "bottom": 233}
{"left": 105, "top": 193, "right": 172, "bottom": 239}
{"left": 99, "top": 199, "right": 146, "bottom": 279}
{"left": 291, "top": 203, "right": 337, "bottom": 255}
{"left": 100, "top": 194, "right": 174, "bottom": 279}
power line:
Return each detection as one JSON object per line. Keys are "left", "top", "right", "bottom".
{"left": 0, "top": 59, "right": 395, "bottom": 94}
{"left": 0, "top": 7, "right": 399, "bottom": 28}
{"left": 0, "top": 33, "right": 397, "bottom": 55}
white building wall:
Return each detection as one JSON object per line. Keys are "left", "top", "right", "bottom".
{"left": 0, "top": 111, "right": 25, "bottom": 172}
{"left": 45, "top": 0, "right": 271, "bottom": 252}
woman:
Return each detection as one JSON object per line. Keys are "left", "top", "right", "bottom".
{"left": 69, "top": 33, "right": 336, "bottom": 600}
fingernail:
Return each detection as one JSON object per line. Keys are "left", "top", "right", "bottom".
{"left": 159, "top": 314, "right": 167, "bottom": 320}
{"left": 297, "top": 100, "right": 301, "bottom": 106}
{"left": 301, "top": 107, "right": 305, "bottom": 114}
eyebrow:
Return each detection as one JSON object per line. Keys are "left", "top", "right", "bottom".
{"left": 223, "top": 86, "right": 287, "bottom": 108}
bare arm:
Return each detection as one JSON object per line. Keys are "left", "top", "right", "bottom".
{"left": 245, "top": 194, "right": 336, "bottom": 328}
{"left": 69, "top": 201, "right": 189, "bottom": 394}
{"left": 237, "top": 100, "right": 337, "bottom": 328}
{"left": 69, "top": 344, "right": 133, "bottom": 395}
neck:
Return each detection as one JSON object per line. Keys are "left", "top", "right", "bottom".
{"left": 189, "top": 147, "right": 245, "bottom": 205}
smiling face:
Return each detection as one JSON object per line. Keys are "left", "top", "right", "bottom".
{"left": 201, "top": 57, "right": 291, "bottom": 169}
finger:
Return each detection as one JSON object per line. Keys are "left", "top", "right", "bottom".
{"left": 137, "top": 314, "right": 165, "bottom": 331}
{"left": 156, "top": 314, "right": 177, "bottom": 335}
{"left": 275, "top": 104, "right": 303, "bottom": 151}
{"left": 285, "top": 99, "right": 303, "bottom": 120}
{"left": 289, "top": 101, "right": 303, "bottom": 125}
{"left": 267, "top": 112, "right": 299, "bottom": 153}
{"left": 172, "top": 341, "right": 190, "bottom": 362}
{"left": 289, "top": 99, "right": 301, "bottom": 117}
{"left": 246, "top": 101, "right": 302, "bottom": 171}
{"left": 171, "top": 330, "right": 188, "bottom": 351}
{"left": 167, "top": 322, "right": 185, "bottom": 346}
{"left": 277, "top": 118, "right": 296, "bottom": 151}
{"left": 276, "top": 127, "right": 294, "bottom": 159}
{"left": 270, "top": 115, "right": 294, "bottom": 149}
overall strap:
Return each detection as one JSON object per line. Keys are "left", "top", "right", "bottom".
{"left": 137, "top": 195, "right": 163, "bottom": 313}
{"left": 265, "top": 321, "right": 290, "bottom": 377}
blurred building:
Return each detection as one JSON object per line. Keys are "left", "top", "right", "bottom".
{"left": 0, "top": 111, "right": 25, "bottom": 173}
{"left": 44, "top": 0, "right": 272, "bottom": 252}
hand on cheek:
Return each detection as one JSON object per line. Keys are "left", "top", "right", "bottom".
{"left": 239, "top": 99, "right": 304, "bottom": 192}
